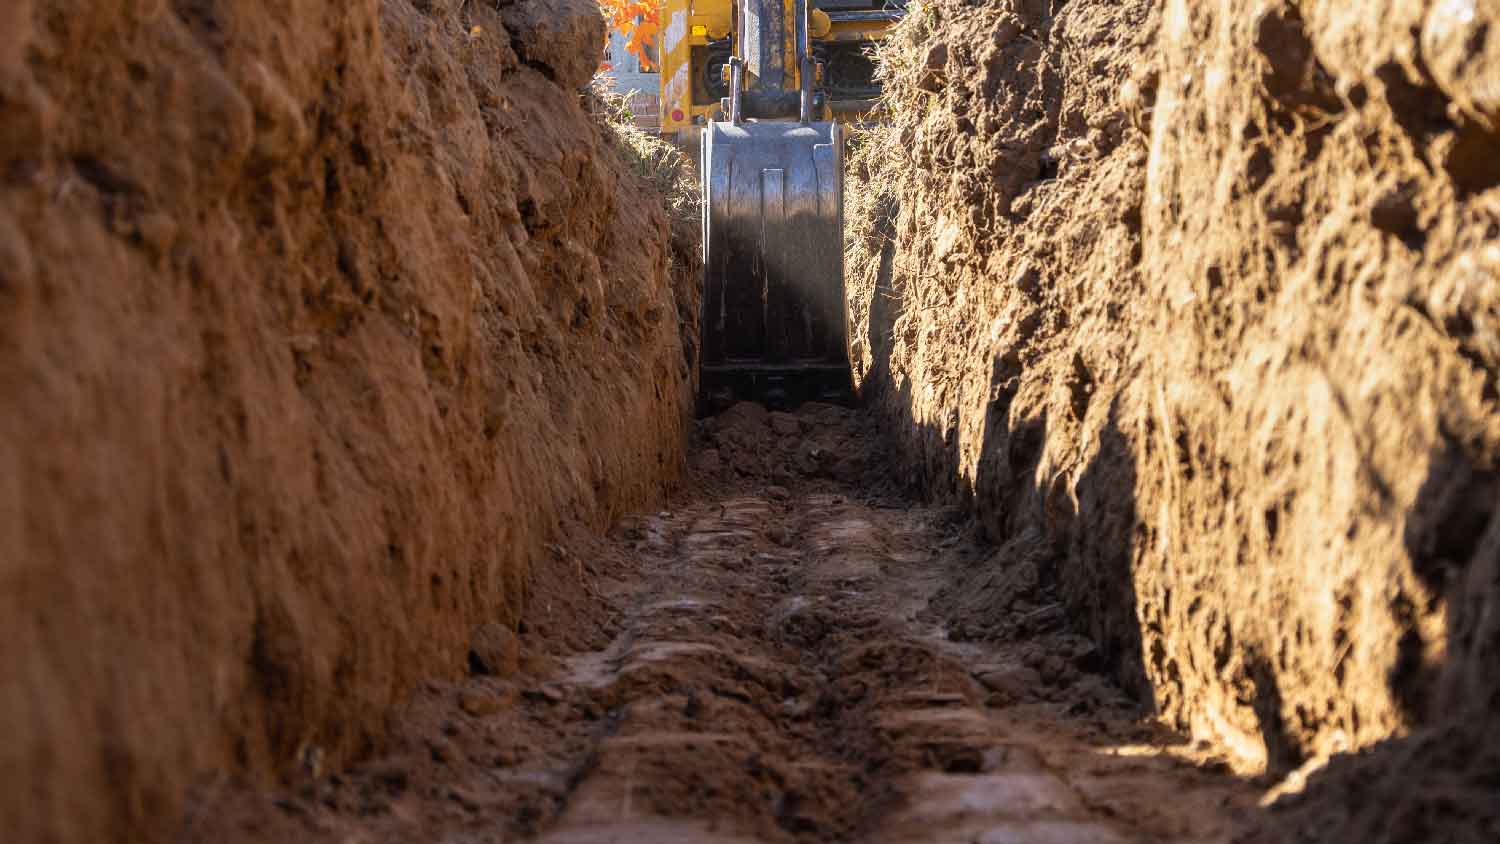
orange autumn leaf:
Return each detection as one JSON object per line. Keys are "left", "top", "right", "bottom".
{"left": 599, "top": 0, "right": 661, "bottom": 71}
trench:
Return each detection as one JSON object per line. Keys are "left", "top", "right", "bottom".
{"left": 9, "top": 0, "right": 1500, "bottom": 841}
{"left": 182, "top": 403, "right": 1259, "bottom": 842}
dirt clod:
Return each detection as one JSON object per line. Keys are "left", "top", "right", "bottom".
{"left": 469, "top": 624, "right": 523, "bottom": 678}
{"left": 974, "top": 664, "right": 1042, "bottom": 703}
{"left": 458, "top": 690, "right": 512, "bottom": 718}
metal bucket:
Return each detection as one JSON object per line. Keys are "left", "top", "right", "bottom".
{"left": 698, "top": 120, "right": 849, "bottom": 412}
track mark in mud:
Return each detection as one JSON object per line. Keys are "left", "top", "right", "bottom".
{"left": 183, "top": 404, "right": 1258, "bottom": 843}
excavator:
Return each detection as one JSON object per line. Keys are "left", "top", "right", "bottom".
{"left": 655, "top": 0, "right": 903, "bottom": 412}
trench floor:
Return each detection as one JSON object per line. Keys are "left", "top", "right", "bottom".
{"left": 185, "top": 403, "right": 1261, "bottom": 843}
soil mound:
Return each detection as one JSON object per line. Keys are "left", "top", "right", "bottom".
{"left": 0, "top": 2, "right": 696, "bottom": 842}
{"left": 691, "top": 401, "right": 883, "bottom": 486}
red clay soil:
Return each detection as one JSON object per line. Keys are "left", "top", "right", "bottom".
{"left": 181, "top": 403, "right": 1263, "bottom": 843}
{"left": 0, "top": 2, "right": 694, "bottom": 842}
{"left": 847, "top": 0, "right": 1500, "bottom": 838}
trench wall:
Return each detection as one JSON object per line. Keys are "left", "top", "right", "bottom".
{"left": 0, "top": 1, "right": 696, "bottom": 841}
{"left": 848, "top": 0, "right": 1500, "bottom": 807}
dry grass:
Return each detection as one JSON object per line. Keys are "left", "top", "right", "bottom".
{"left": 843, "top": 1, "right": 934, "bottom": 269}
{"left": 586, "top": 77, "right": 701, "bottom": 234}
{"left": 841, "top": 3, "right": 942, "bottom": 387}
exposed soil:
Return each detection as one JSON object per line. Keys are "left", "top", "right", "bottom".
{"left": 2, "top": 2, "right": 694, "bottom": 842}
{"left": 847, "top": 0, "right": 1500, "bottom": 837}
{"left": 182, "top": 403, "right": 1261, "bottom": 843}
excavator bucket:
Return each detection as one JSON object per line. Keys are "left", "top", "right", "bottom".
{"left": 698, "top": 120, "right": 849, "bottom": 413}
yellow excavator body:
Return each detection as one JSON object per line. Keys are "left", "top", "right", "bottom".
{"left": 656, "top": 0, "right": 902, "bottom": 145}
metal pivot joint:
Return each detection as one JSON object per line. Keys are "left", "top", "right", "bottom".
{"left": 726, "top": 56, "right": 745, "bottom": 123}
{"left": 797, "top": 0, "right": 814, "bottom": 123}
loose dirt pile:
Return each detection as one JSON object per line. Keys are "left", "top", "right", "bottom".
{"left": 0, "top": 2, "right": 697, "bottom": 842}
{"left": 180, "top": 403, "right": 1260, "bottom": 843}
{"left": 848, "top": 0, "right": 1500, "bottom": 837}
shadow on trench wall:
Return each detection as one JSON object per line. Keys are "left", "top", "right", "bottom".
{"left": 854, "top": 210, "right": 1500, "bottom": 839}
{"left": 1243, "top": 467, "right": 1500, "bottom": 842}
{"left": 856, "top": 217, "right": 1151, "bottom": 705}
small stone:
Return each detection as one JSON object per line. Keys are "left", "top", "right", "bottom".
{"left": 993, "top": 16, "right": 1022, "bottom": 48}
{"left": 469, "top": 623, "right": 521, "bottom": 678}
{"left": 766, "top": 485, "right": 791, "bottom": 502}
{"left": 925, "top": 42, "right": 949, "bottom": 70}
{"left": 975, "top": 664, "right": 1043, "bottom": 704}
{"left": 782, "top": 696, "right": 813, "bottom": 718}
{"left": 459, "top": 689, "right": 510, "bottom": 717}
{"left": 1038, "top": 653, "right": 1076, "bottom": 687}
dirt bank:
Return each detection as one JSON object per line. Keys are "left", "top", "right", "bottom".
{"left": 0, "top": 1, "right": 696, "bottom": 842}
{"left": 848, "top": 0, "right": 1500, "bottom": 834}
